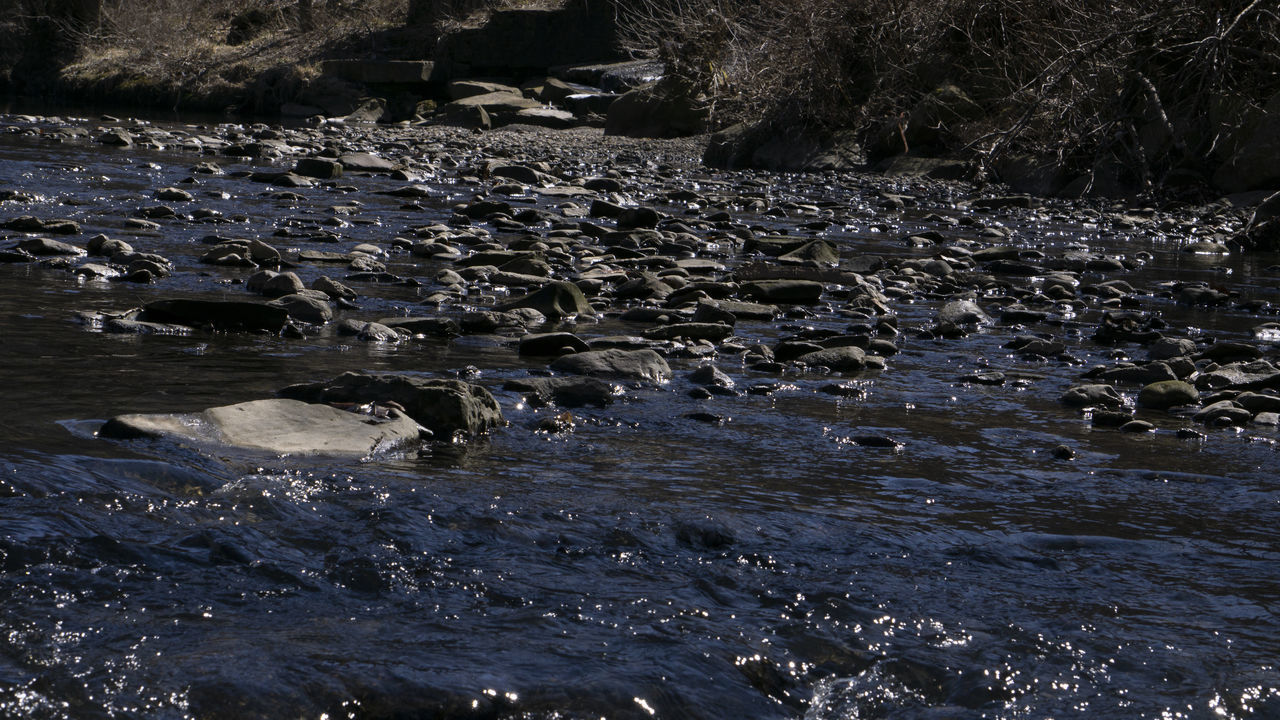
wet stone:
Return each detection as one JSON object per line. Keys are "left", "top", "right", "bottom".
{"left": 519, "top": 332, "right": 591, "bottom": 356}
{"left": 1060, "top": 384, "right": 1124, "bottom": 409}
{"left": 1137, "top": 381, "right": 1199, "bottom": 410}
{"left": 549, "top": 348, "right": 672, "bottom": 383}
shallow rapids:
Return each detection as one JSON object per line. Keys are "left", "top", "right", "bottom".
{"left": 1, "top": 112, "right": 1279, "bottom": 719}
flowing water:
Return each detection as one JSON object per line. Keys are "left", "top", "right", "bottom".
{"left": 1, "top": 113, "right": 1279, "bottom": 719}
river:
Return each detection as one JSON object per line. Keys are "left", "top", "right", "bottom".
{"left": 1, "top": 112, "right": 1278, "bottom": 719}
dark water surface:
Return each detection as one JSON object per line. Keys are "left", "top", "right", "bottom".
{"left": 1, "top": 114, "right": 1279, "bottom": 719}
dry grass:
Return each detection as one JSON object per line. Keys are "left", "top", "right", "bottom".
{"left": 57, "top": 0, "right": 410, "bottom": 110}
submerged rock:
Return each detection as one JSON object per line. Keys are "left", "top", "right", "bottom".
{"left": 99, "top": 398, "right": 425, "bottom": 456}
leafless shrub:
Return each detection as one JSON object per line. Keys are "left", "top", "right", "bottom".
{"left": 619, "top": 0, "right": 1280, "bottom": 185}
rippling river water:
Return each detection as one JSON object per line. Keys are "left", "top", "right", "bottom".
{"left": 1, "top": 112, "right": 1279, "bottom": 719}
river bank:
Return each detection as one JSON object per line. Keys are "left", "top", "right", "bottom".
{"left": 2, "top": 110, "right": 1280, "bottom": 717}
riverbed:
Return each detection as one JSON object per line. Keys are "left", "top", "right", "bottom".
{"left": 1, "top": 112, "right": 1278, "bottom": 719}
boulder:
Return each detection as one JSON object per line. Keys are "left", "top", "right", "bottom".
{"left": 605, "top": 80, "right": 709, "bottom": 138}
{"left": 518, "top": 332, "right": 591, "bottom": 356}
{"left": 269, "top": 293, "right": 333, "bottom": 325}
{"left": 778, "top": 240, "right": 839, "bottom": 266}
{"left": 15, "top": 237, "right": 84, "bottom": 255}
{"left": 496, "top": 280, "right": 594, "bottom": 318}
{"left": 3, "top": 216, "right": 81, "bottom": 234}
{"left": 1193, "top": 400, "right": 1253, "bottom": 425}
{"left": 1136, "top": 380, "right": 1199, "bottom": 410}
{"left": 279, "top": 372, "right": 504, "bottom": 437}
{"left": 549, "top": 348, "right": 671, "bottom": 383}
{"left": 295, "top": 157, "right": 344, "bottom": 179}
{"left": 739, "top": 279, "right": 824, "bottom": 304}
{"left": 936, "top": 299, "right": 992, "bottom": 333}
{"left": 100, "top": 398, "right": 425, "bottom": 456}
{"left": 795, "top": 346, "right": 868, "bottom": 372}
{"left": 438, "top": 92, "right": 542, "bottom": 124}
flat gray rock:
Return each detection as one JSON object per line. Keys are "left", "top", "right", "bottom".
{"left": 100, "top": 398, "right": 424, "bottom": 457}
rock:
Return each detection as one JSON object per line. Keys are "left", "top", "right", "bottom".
{"left": 279, "top": 372, "right": 504, "bottom": 437}
{"left": 1148, "top": 337, "right": 1196, "bottom": 360}
{"left": 1060, "top": 384, "right": 1125, "bottom": 408}
{"left": 439, "top": 92, "right": 542, "bottom": 123}
{"left": 343, "top": 97, "right": 386, "bottom": 124}
{"left": 1193, "top": 400, "right": 1253, "bottom": 426}
{"left": 1233, "top": 191, "right": 1280, "bottom": 251}
{"left": 249, "top": 171, "right": 312, "bottom": 188}
{"left": 200, "top": 244, "right": 255, "bottom": 267}
{"left": 514, "top": 107, "right": 578, "bottom": 129}
{"left": 73, "top": 262, "right": 119, "bottom": 279}
{"left": 695, "top": 298, "right": 777, "bottom": 320}
{"left": 449, "top": 80, "right": 521, "bottom": 100}
{"left": 1234, "top": 392, "right": 1280, "bottom": 415}
{"left": 1137, "top": 380, "right": 1199, "bottom": 410}
{"left": 740, "top": 279, "right": 824, "bottom": 304}
{"left": 311, "top": 276, "right": 358, "bottom": 301}
{"left": 99, "top": 398, "right": 424, "bottom": 457}
{"left": 616, "top": 206, "right": 660, "bottom": 230}
{"left": 350, "top": 319, "right": 399, "bottom": 340}
{"left": 518, "top": 332, "right": 591, "bottom": 356}
{"left": 778, "top": 240, "right": 839, "bottom": 266}
{"left": 15, "top": 237, "right": 84, "bottom": 256}
{"left": 1094, "top": 362, "right": 1178, "bottom": 385}
{"left": 937, "top": 300, "right": 991, "bottom": 327}
{"left": 605, "top": 80, "right": 709, "bottom": 138}
{"left": 269, "top": 293, "right": 333, "bottom": 325}
{"left": 1195, "top": 360, "right": 1280, "bottom": 391}
{"left": 338, "top": 153, "right": 397, "bottom": 173}
{"left": 1120, "top": 420, "right": 1156, "bottom": 433}
{"left": 261, "top": 271, "right": 306, "bottom": 298}
{"left": 688, "top": 364, "right": 734, "bottom": 388}
{"left": 795, "top": 346, "right": 867, "bottom": 372}
{"left": 140, "top": 299, "right": 289, "bottom": 333}
{"left": 549, "top": 348, "right": 671, "bottom": 383}
{"left": 154, "top": 187, "right": 193, "bottom": 202}
{"left": 3, "top": 216, "right": 81, "bottom": 234}
{"left": 496, "top": 280, "right": 594, "bottom": 318}
{"left": 378, "top": 316, "right": 460, "bottom": 337}
{"left": 1196, "top": 341, "right": 1263, "bottom": 364}
{"left": 641, "top": 323, "right": 734, "bottom": 341}
{"left": 459, "top": 310, "right": 541, "bottom": 333}
{"left": 295, "top": 158, "right": 344, "bottom": 179}
{"left": 86, "top": 234, "right": 133, "bottom": 256}
{"left": 503, "top": 376, "right": 621, "bottom": 407}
